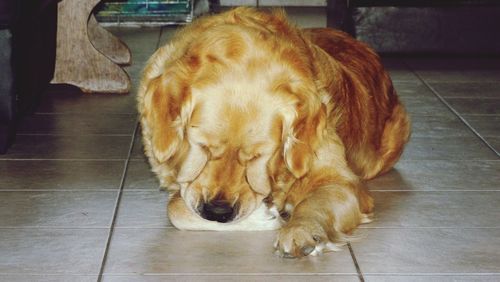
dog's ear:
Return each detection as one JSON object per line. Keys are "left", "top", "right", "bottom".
{"left": 283, "top": 102, "right": 327, "bottom": 179}
{"left": 142, "top": 72, "right": 191, "bottom": 163}
{"left": 246, "top": 155, "right": 272, "bottom": 196}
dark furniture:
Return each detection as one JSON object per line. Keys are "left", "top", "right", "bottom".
{"left": 0, "top": 0, "right": 59, "bottom": 153}
{"left": 327, "top": 0, "right": 500, "bottom": 36}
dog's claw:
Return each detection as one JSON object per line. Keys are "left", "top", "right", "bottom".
{"left": 301, "top": 246, "right": 315, "bottom": 256}
{"left": 282, "top": 252, "right": 296, "bottom": 259}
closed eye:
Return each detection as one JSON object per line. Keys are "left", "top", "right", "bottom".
{"left": 198, "top": 143, "right": 225, "bottom": 160}
{"left": 197, "top": 143, "right": 212, "bottom": 158}
{"left": 248, "top": 153, "right": 261, "bottom": 162}
{"left": 238, "top": 150, "right": 262, "bottom": 165}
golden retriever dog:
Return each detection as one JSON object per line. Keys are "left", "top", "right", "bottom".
{"left": 138, "top": 7, "right": 410, "bottom": 258}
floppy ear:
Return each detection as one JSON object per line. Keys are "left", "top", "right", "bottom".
{"left": 246, "top": 156, "right": 272, "bottom": 196}
{"left": 143, "top": 72, "right": 191, "bottom": 163}
{"left": 283, "top": 103, "right": 327, "bottom": 179}
{"left": 176, "top": 143, "right": 208, "bottom": 183}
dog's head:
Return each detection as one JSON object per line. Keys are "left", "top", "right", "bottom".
{"left": 140, "top": 9, "right": 326, "bottom": 225}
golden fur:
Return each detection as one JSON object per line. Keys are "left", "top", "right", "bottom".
{"left": 138, "top": 8, "right": 411, "bottom": 258}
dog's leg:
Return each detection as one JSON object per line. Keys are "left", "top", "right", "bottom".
{"left": 274, "top": 176, "right": 372, "bottom": 258}
{"left": 275, "top": 136, "right": 373, "bottom": 258}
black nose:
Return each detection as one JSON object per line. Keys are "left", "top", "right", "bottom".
{"left": 201, "top": 200, "right": 235, "bottom": 223}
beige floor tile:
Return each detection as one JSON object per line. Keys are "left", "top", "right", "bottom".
{"left": 103, "top": 274, "right": 359, "bottom": 282}
{"left": 351, "top": 228, "right": 500, "bottom": 274}
{"left": 406, "top": 58, "right": 500, "bottom": 83}
{"left": 484, "top": 137, "right": 500, "bottom": 154}
{"left": 401, "top": 136, "right": 497, "bottom": 160}
{"left": 445, "top": 98, "right": 500, "bottom": 115}
{"left": 17, "top": 114, "right": 137, "bottom": 135}
{"left": 387, "top": 70, "right": 420, "bottom": 82}
{"left": 0, "top": 229, "right": 108, "bottom": 274}
{"left": 131, "top": 133, "right": 146, "bottom": 160}
{"left": 366, "top": 191, "right": 500, "bottom": 228}
{"left": 410, "top": 115, "right": 473, "bottom": 138}
{"left": 115, "top": 191, "right": 170, "bottom": 227}
{"left": 0, "top": 191, "right": 116, "bottom": 227}
{"left": 0, "top": 274, "right": 98, "bottom": 282}
{"left": 37, "top": 87, "right": 137, "bottom": 115}
{"left": 367, "top": 160, "right": 500, "bottom": 191}
{"left": 0, "top": 160, "right": 124, "bottom": 190}
{"left": 429, "top": 82, "right": 500, "bottom": 98}
{"left": 392, "top": 81, "right": 436, "bottom": 98}
{"left": 123, "top": 159, "right": 159, "bottom": 190}
{"left": 104, "top": 229, "right": 357, "bottom": 275}
{"left": 415, "top": 70, "right": 500, "bottom": 83}
{"left": 463, "top": 116, "right": 500, "bottom": 137}
{"left": 399, "top": 96, "right": 454, "bottom": 117}
{"left": 0, "top": 135, "right": 132, "bottom": 160}
{"left": 364, "top": 275, "right": 500, "bottom": 282}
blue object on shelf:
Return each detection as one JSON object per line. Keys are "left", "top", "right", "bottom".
{"left": 96, "top": 0, "right": 193, "bottom": 23}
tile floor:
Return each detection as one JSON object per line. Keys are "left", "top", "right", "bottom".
{"left": 0, "top": 25, "right": 499, "bottom": 282}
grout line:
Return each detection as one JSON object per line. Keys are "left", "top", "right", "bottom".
{"left": 400, "top": 158, "right": 499, "bottom": 161}
{"left": 34, "top": 112, "right": 136, "bottom": 115}
{"left": 347, "top": 243, "right": 365, "bottom": 282}
{"left": 434, "top": 96, "right": 500, "bottom": 100}
{"left": 0, "top": 272, "right": 97, "bottom": 281}
{"left": 436, "top": 97, "right": 500, "bottom": 100}
{"left": 397, "top": 159, "right": 500, "bottom": 162}
{"left": 26, "top": 113, "right": 137, "bottom": 116}
{"left": 14, "top": 28, "right": 166, "bottom": 279}
{"left": 112, "top": 226, "right": 175, "bottom": 229}
{"left": 0, "top": 158, "right": 127, "bottom": 161}
{"left": 15, "top": 133, "right": 134, "bottom": 137}
{"left": 0, "top": 189, "right": 121, "bottom": 192}
{"left": 393, "top": 80, "right": 500, "bottom": 84}
{"left": 109, "top": 188, "right": 164, "bottom": 192}
{"left": 448, "top": 113, "right": 500, "bottom": 117}
{"left": 0, "top": 226, "right": 113, "bottom": 229}
{"left": 102, "top": 273, "right": 359, "bottom": 276}
{"left": 97, "top": 122, "right": 140, "bottom": 282}
{"left": 369, "top": 189, "right": 500, "bottom": 192}
{"left": 358, "top": 227, "right": 500, "bottom": 229}
{"left": 361, "top": 273, "right": 500, "bottom": 276}
{"left": 405, "top": 62, "right": 500, "bottom": 157}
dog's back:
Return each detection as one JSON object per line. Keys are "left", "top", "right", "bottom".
{"left": 303, "top": 28, "right": 411, "bottom": 179}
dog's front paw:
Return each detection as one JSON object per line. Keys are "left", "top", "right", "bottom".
{"left": 274, "top": 221, "right": 344, "bottom": 258}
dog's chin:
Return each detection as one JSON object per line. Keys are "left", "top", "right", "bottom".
{"left": 168, "top": 192, "right": 282, "bottom": 231}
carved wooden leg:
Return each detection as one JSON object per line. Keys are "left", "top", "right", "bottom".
{"left": 51, "top": 0, "right": 131, "bottom": 94}
{"left": 88, "top": 14, "right": 132, "bottom": 66}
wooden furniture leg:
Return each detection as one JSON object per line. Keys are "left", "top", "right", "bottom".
{"left": 88, "top": 14, "right": 132, "bottom": 66}
{"left": 51, "top": 0, "right": 131, "bottom": 94}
